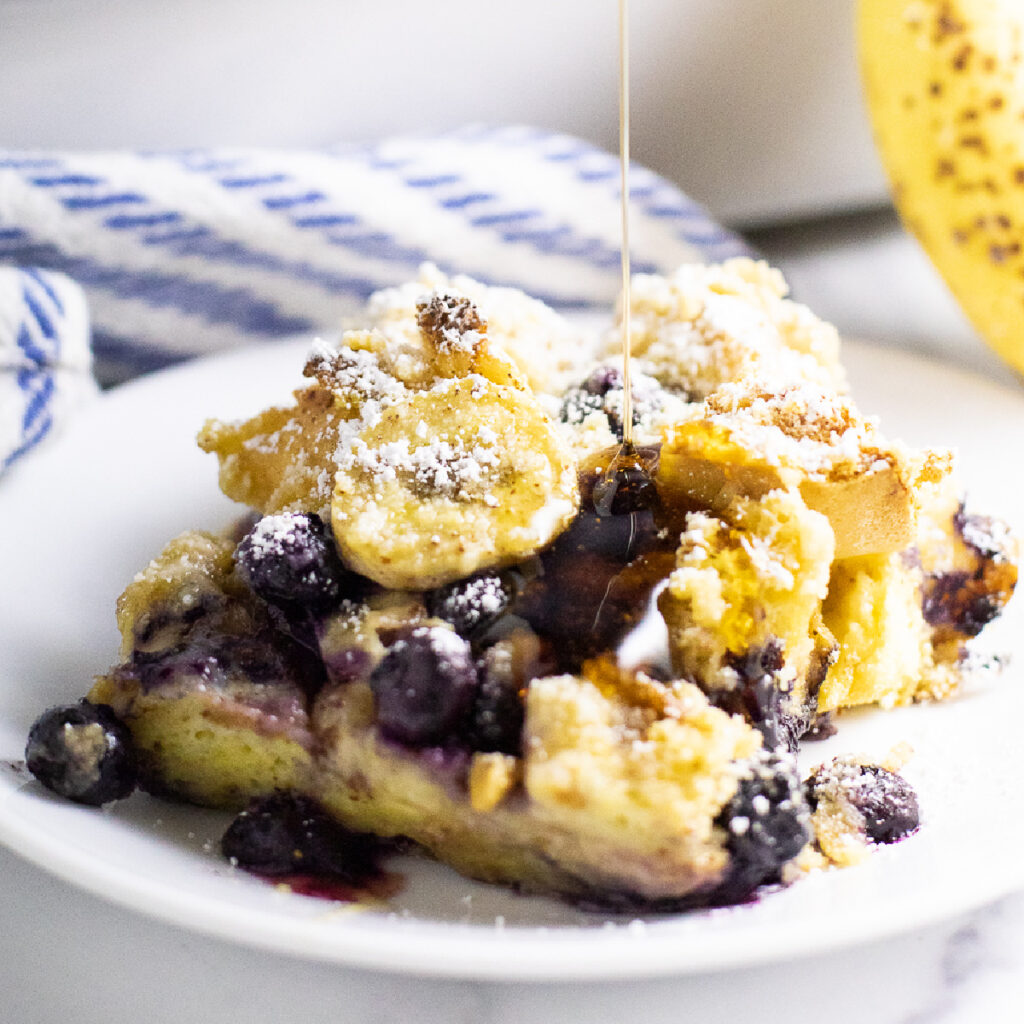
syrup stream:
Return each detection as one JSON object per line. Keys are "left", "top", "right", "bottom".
{"left": 590, "top": 0, "right": 657, "bottom": 515}
{"left": 618, "top": 0, "right": 634, "bottom": 447}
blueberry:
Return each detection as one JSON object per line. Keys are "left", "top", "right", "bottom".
{"left": 715, "top": 751, "right": 811, "bottom": 897}
{"left": 581, "top": 365, "right": 625, "bottom": 396}
{"left": 802, "top": 711, "right": 838, "bottom": 741}
{"left": 560, "top": 366, "right": 665, "bottom": 440}
{"left": 368, "top": 626, "right": 479, "bottom": 746}
{"left": 221, "top": 792, "right": 381, "bottom": 879}
{"left": 588, "top": 447, "right": 660, "bottom": 517}
{"left": 717, "top": 641, "right": 794, "bottom": 750}
{"left": 133, "top": 598, "right": 216, "bottom": 656}
{"left": 468, "top": 644, "right": 527, "bottom": 754}
{"left": 132, "top": 629, "right": 324, "bottom": 695}
{"left": 235, "top": 513, "right": 351, "bottom": 611}
{"left": 921, "top": 570, "right": 1002, "bottom": 637}
{"left": 806, "top": 761, "right": 920, "bottom": 845}
{"left": 25, "top": 701, "right": 137, "bottom": 806}
{"left": 426, "top": 572, "right": 515, "bottom": 640}
{"left": 956, "top": 506, "right": 1009, "bottom": 561}
{"left": 716, "top": 639, "right": 824, "bottom": 753}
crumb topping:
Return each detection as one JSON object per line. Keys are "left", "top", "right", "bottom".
{"left": 416, "top": 293, "right": 486, "bottom": 354}
{"left": 701, "top": 380, "right": 882, "bottom": 474}
{"left": 304, "top": 338, "right": 406, "bottom": 409}
{"left": 614, "top": 258, "right": 845, "bottom": 399}
{"left": 369, "top": 263, "right": 596, "bottom": 396}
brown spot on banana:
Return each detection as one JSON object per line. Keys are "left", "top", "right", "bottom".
{"left": 858, "top": 0, "right": 1024, "bottom": 376}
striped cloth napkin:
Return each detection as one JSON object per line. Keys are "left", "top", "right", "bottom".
{"left": 0, "top": 126, "right": 750, "bottom": 474}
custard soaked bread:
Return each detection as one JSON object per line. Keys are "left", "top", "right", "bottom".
{"left": 90, "top": 522, "right": 794, "bottom": 905}
{"left": 657, "top": 379, "right": 952, "bottom": 558}
{"left": 60, "top": 259, "right": 1015, "bottom": 906}
{"left": 89, "top": 531, "right": 316, "bottom": 807}
{"left": 657, "top": 489, "right": 838, "bottom": 750}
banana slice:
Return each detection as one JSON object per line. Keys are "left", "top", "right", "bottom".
{"left": 331, "top": 376, "right": 579, "bottom": 589}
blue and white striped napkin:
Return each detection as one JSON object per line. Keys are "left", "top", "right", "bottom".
{"left": 0, "top": 266, "right": 95, "bottom": 474}
{"left": 0, "top": 126, "right": 751, "bottom": 473}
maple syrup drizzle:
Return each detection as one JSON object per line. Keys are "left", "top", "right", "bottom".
{"left": 580, "top": 0, "right": 658, "bottom": 524}
{"left": 618, "top": 0, "right": 634, "bottom": 448}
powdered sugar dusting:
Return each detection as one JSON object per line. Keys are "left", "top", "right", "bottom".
{"left": 342, "top": 433, "right": 503, "bottom": 503}
{"left": 245, "top": 513, "right": 304, "bottom": 560}
{"left": 392, "top": 624, "right": 473, "bottom": 673}
{"left": 432, "top": 573, "right": 510, "bottom": 635}
{"left": 305, "top": 339, "right": 407, "bottom": 410}
{"left": 416, "top": 292, "right": 485, "bottom": 355}
{"left": 701, "top": 379, "right": 883, "bottom": 475}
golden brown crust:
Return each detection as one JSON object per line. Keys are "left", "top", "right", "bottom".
{"left": 658, "top": 381, "right": 953, "bottom": 559}
{"left": 197, "top": 387, "right": 347, "bottom": 517}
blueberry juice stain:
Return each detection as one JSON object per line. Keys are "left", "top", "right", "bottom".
{"left": 265, "top": 868, "right": 404, "bottom": 904}
{"left": 221, "top": 792, "right": 405, "bottom": 905}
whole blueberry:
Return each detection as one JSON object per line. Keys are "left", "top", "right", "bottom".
{"left": 589, "top": 454, "right": 660, "bottom": 517}
{"left": 426, "top": 572, "right": 515, "bottom": 640}
{"left": 221, "top": 792, "right": 381, "bottom": 879}
{"left": 469, "top": 653, "right": 526, "bottom": 755}
{"left": 369, "top": 626, "right": 479, "bottom": 746}
{"left": 25, "top": 701, "right": 137, "bottom": 806}
{"left": 921, "top": 570, "right": 1003, "bottom": 637}
{"left": 716, "top": 751, "right": 811, "bottom": 897}
{"left": 560, "top": 366, "right": 665, "bottom": 440}
{"left": 580, "top": 365, "right": 624, "bottom": 396}
{"left": 560, "top": 368, "right": 622, "bottom": 433}
{"left": 806, "top": 761, "right": 920, "bottom": 845}
{"left": 235, "top": 512, "right": 350, "bottom": 610}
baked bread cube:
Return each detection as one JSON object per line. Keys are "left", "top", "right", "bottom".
{"left": 658, "top": 489, "right": 836, "bottom": 748}
{"left": 657, "top": 379, "right": 952, "bottom": 559}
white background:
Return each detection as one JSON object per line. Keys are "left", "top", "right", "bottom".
{"left": 1, "top": 0, "right": 886, "bottom": 225}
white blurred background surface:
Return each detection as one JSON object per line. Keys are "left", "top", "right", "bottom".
{"left": 1, "top": 0, "right": 886, "bottom": 226}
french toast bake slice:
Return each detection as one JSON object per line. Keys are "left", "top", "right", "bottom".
{"left": 24, "top": 259, "right": 1014, "bottom": 909}
{"left": 90, "top": 523, "right": 809, "bottom": 906}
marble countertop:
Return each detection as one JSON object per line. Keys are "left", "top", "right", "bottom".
{"left": 2, "top": 840, "right": 1022, "bottom": 1024}
{"left": 3, "top": 210, "right": 1022, "bottom": 1023}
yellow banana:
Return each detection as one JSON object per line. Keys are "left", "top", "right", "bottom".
{"left": 331, "top": 377, "right": 579, "bottom": 589}
{"left": 858, "top": 0, "right": 1024, "bottom": 375}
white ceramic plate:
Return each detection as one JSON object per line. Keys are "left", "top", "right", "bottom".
{"left": 1, "top": 337, "right": 1022, "bottom": 980}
